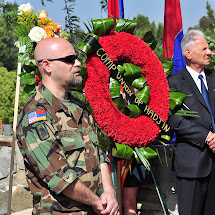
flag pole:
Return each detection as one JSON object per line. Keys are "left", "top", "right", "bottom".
{"left": 7, "top": 58, "right": 22, "bottom": 215}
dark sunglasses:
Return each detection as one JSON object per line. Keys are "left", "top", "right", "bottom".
{"left": 37, "top": 55, "right": 78, "bottom": 64}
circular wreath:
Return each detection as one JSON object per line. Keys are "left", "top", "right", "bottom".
{"left": 84, "top": 31, "right": 169, "bottom": 147}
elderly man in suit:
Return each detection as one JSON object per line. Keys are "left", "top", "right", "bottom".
{"left": 168, "top": 29, "right": 215, "bottom": 215}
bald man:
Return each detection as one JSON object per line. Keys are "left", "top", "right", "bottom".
{"left": 16, "top": 38, "right": 119, "bottom": 215}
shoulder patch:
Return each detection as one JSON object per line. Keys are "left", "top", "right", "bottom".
{"left": 36, "top": 123, "right": 50, "bottom": 141}
{"left": 28, "top": 110, "right": 47, "bottom": 124}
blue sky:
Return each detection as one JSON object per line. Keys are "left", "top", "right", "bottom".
{"left": 6, "top": 0, "right": 214, "bottom": 33}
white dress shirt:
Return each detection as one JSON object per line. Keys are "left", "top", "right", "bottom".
{"left": 186, "top": 65, "right": 208, "bottom": 93}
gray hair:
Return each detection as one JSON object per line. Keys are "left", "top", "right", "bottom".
{"left": 181, "top": 29, "right": 205, "bottom": 57}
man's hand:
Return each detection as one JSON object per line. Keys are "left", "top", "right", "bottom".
{"left": 206, "top": 132, "right": 215, "bottom": 153}
{"left": 92, "top": 199, "right": 105, "bottom": 215}
{"left": 100, "top": 163, "right": 120, "bottom": 215}
{"left": 100, "top": 191, "right": 119, "bottom": 215}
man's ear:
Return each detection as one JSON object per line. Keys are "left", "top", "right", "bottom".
{"left": 185, "top": 49, "right": 192, "bottom": 60}
{"left": 42, "top": 60, "right": 52, "bottom": 74}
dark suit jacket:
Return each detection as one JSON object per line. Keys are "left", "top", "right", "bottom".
{"left": 168, "top": 67, "right": 215, "bottom": 178}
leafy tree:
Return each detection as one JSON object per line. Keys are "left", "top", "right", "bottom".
{"left": 199, "top": 16, "right": 213, "bottom": 31}
{"left": 0, "top": 3, "right": 18, "bottom": 71}
{"left": 100, "top": 0, "right": 108, "bottom": 13}
{"left": 133, "top": 14, "right": 163, "bottom": 55}
{"left": 196, "top": 1, "right": 215, "bottom": 40}
{"left": 39, "top": 0, "right": 83, "bottom": 45}
{"left": 133, "top": 14, "right": 163, "bottom": 41}
{"left": 0, "top": 67, "right": 27, "bottom": 123}
{"left": 206, "top": 1, "right": 215, "bottom": 24}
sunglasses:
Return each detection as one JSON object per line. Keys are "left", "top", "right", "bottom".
{"left": 37, "top": 55, "right": 78, "bottom": 64}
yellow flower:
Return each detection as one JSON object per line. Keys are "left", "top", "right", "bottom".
{"left": 38, "top": 17, "right": 51, "bottom": 26}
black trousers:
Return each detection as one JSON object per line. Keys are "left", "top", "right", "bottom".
{"left": 204, "top": 163, "right": 215, "bottom": 215}
{"left": 176, "top": 176, "right": 210, "bottom": 215}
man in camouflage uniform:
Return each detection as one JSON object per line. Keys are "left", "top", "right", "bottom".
{"left": 16, "top": 37, "right": 119, "bottom": 215}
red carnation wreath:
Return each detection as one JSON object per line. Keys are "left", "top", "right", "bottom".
{"left": 84, "top": 31, "right": 169, "bottom": 147}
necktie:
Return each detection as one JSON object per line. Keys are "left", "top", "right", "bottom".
{"left": 198, "top": 74, "right": 215, "bottom": 132}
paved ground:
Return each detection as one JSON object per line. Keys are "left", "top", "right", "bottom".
{"left": 11, "top": 208, "right": 32, "bottom": 215}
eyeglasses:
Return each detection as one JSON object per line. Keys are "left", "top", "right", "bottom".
{"left": 37, "top": 55, "right": 78, "bottom": 64}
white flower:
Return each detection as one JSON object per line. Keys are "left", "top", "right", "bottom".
{"left": 28, "top": 27, "right": 47, "bottom": 43}
{"left": 18, "top": 3, "right": 34, "bottom": 15}
{"left": 38, "top": 10, "right": 48, "bottom": 18}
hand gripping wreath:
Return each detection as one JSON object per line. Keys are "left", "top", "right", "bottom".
{"left": 83, "top": 30, "right": 169, "bottom": 147}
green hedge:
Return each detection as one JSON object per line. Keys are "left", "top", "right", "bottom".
{"left": 0, "top": 67, "right": 27, "bottom": 123}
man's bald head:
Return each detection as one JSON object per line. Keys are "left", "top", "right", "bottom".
{"left": 34, "top": 37, "right": 74, "bottom": 63}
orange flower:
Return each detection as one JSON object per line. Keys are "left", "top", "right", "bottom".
{"left": 49, "top": 21, "right": 58, "bottom": 32}
{"left": 41, "top": 26, "right": 54, "bottom": 37}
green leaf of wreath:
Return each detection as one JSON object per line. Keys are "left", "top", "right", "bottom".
{"left": 143, "top": 31, "right": 157, "bottom": 50}
{"left": 132, "top": 76, "right": 147, "bottom": 90}
{"left": 136, "top": 86, "right": 150, "bottom": 104}
{"left": 136, "top": 147, "right": 157, "bottom": 160}
{"left": 160, "top": 135, "right": 172, "bottom": 146}
{"left": 92, "top": 18, "right": 114, "bottom": 37}
{"left": 162, "top": 61, "right": 173, "bottom": 77}
{"left": 19, "top": 73, "right": 36, "bottom": 85}
{"left": 77, "top": 34, "right": 99, "bottom": 55}
{"left": 174, "top": 109, "right": 199, "bottom": 117}
{"left": 112, "top": 142, "right": 133, "bottom": 159}
{"left": 169, "top": 91, "right": 186, "bottom": 110}
{"left": 134, "top": 147, "right": 151, "bottom": 171}
{"left": 117, "top": 65, "right": 125, "bottom": 75}
{"left": 123, "top": 63, "right": 142, "bottom": 78}
{"left": 97, "top": 133, "right": 112, "bottom": 152}
{"left": 109, "top": 78, "right": 121, "bottom": 98}
{"left": 112, "top": 97, "right": 125, "bottom": 110}
{"left": 126, "top": 104, "right": 142, "bottom": 118}
{"left": 114, "top": 18, "right": 137, "bottom": 34}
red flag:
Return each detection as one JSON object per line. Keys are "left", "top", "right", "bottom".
{"left": 163, "top": 0, "right": 185, "bottom": 73}
{"left": 108, "top": 0, "right": 120, "bottom": 18}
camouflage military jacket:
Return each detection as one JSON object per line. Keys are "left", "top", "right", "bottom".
{"left": 16, "top": 84, "right": 109, "bottom": 215}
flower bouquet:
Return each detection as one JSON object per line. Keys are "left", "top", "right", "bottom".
{"left": 5, "top": 3, "right": 66, "bottom": 97}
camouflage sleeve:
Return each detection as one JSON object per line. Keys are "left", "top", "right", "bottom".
{"left": 17, "top": 110, "right": 78, "bottom": 195}
{"left": 98, "top": 146, "right": 110, "bottom": 165}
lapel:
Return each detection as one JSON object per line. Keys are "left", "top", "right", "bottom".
{"left": 181, "top": 68, "right": 208, "bottom": 110}
{"left": 206, "top": 71, "right": 215, "bottom": 115}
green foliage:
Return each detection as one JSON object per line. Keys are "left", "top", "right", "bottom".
{"left": 0, "top": 67, "right": 27, "bottom": 123}
{"left": 63, "top": 0, "right": 84, "bottom": 45}
{"left": 100, "top": 0, "right": 108, "bottom": 13}
{"left": 133, "top": 14, "right": 163, "bottom": 44}
{"left": 198, "top": 1, "right": 215, "bottom": 40}
{"left": 0, "top": 7, "right": 18, "bottom": 71}
{"left": 133, "top": 14, "right": 163, "bottom": 57}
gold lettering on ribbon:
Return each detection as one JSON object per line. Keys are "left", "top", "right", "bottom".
{"left": 156, "top": 118, "right": 162, "bottom": 125}
{"left": 97, "top": 48, "right": 103, "bottom": 57}
{"left": 144, "top": 106, "right": 150, "bottom": 115}
{"left": 162, "top": 123, "right": 170, "bottom": 132}
{"left": 153, "top": 113, "right": 159, "bottom": 121}
{"left": 97, "top": 48, "right": 117, "bottom": 71}
{"left": 134, "top": 97, "right": 143, "bottom": 105}
{"left": 116, "top": 72, "right": 133, "bottom": 97}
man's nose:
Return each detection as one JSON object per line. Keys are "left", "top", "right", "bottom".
{"left": 207, "top": 48, "right": 213, "bottom": 55}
